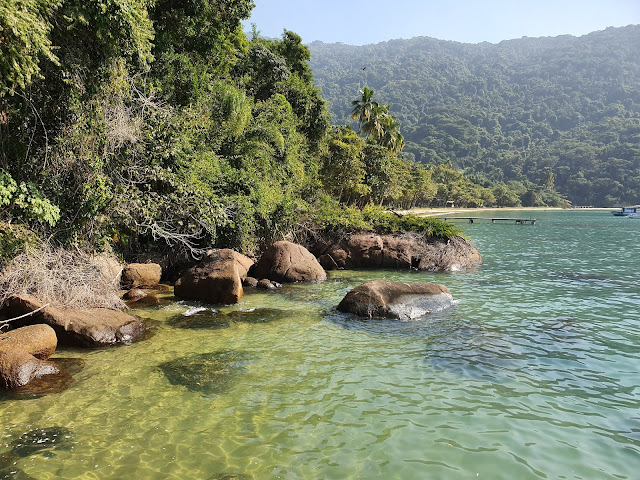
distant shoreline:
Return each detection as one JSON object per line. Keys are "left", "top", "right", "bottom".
{"left": 402, "top": 206, "right": 617, "bottom": 217}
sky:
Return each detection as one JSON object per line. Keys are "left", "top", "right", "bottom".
{"left": 243, "top": 0, "right": 640, "bottom": 45}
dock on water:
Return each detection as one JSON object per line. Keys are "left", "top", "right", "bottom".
{"left": 441, "top": 217, "right": 538, "bottom": 224}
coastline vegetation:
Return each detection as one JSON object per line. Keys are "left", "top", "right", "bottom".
{"left": 0, "top": 0, "right": 479, "bottom": 267}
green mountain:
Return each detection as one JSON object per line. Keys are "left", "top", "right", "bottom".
{"left": 309, "top": 26, "right": 640, "bottom": 206}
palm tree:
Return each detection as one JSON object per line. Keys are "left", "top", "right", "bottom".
{"left": 379, "top": 115, "right": 405, "bottom": 154}
{"left": 351, "top": 86, "right": 376, "bottom": 133}
{"left": 361, "top": 103, "right": 389, "bottom": 141}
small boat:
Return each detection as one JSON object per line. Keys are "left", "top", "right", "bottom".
{"left": 612, "top": 205, "right": 640, "bottom": 216}
{"left": 627, "top": 213, "right": 640, "bottom": 219}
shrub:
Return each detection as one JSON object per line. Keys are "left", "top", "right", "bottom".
{"left": 0, "top": 243, "right": 124, "bottom": 309}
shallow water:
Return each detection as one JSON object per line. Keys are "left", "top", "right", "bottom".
{"left": 1, "top": 210, "right": 639, "bottom": 479}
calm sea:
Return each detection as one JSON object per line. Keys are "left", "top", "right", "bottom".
{"left": 1, "top": 210, "right": 639, "bottom": 479}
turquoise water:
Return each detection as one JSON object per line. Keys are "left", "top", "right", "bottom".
{"left": 1, "top": 210, "right": 639, "bottom": 479}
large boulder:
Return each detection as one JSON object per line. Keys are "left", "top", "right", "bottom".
{"left": 0, "top": 349, "right": 60, "bottom": 389}
{"left": 313, "top": 233, "right": 482, "bottom": 272}
{"left": 252, "top": 241, "right": 326, "bottom": 283}
{"left": 90, "top": 254, "right": 123, "bottom": 288}
{"left": 204, "top": 249, "right": 254, "bottom": 280}
{"left": 3, "top": 295, "right": 146, "bottom": 347}
{"left": 0, "top": 324, "right": 57, "bottom": 359}
{"left": 121, "top": 263, "right": 162, "bottom": 288}
{"left": 337, "top": 280, "right": 455, "bottom": 320}
{"left": 174, "top": 249, "right": 253, "bottom": 304}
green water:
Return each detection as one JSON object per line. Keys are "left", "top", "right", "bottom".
{"left": 1, "top": 210, "right": 639, "bottom": 479}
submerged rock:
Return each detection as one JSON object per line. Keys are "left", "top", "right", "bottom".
{"left": 159, "top": 351, "right": 252, "bottom": 395}
{"left": 3, "top": 295, "right": 146, "bottom": 347}
{"left": 168, "top": 308, "right": 289, "bottom": 330}
{"left": 337, "top": 280, "right": 455, "bottom": 320}
{"left": 0, "top": 466, "right": 37, "bottom": 480}
{"left": 9, "top": 358, "right": 85, "bottom": 397}
{"left": 167, "top": 309, "right": 230, "bottom": 330}
{"left": 225, "top": 308, "right": 289, "bottom": 324}
{"left": 312, "top": 233, "right": 482, "bottom": 272}
{"left": 252, "top": 241, "right": 326, "bottom": 283}
{"left": 9, "top": 426, "right": 74, "bottom": 458}
{"left": 208, "top": 475, "right": 253, "bottom": 480}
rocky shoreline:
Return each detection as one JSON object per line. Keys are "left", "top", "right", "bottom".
{"left": 0, "top": 233, "right": 481, "bottom": 391}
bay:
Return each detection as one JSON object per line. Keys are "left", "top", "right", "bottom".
{"left": 1, "top": 210, "right": 639, "bottom": 479}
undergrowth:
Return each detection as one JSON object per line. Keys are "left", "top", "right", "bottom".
{"left": 0, "top": 243, "right": 125, "bottom": 309}
{"left": 300, "top": 196, "right": 463, "bottom": 241}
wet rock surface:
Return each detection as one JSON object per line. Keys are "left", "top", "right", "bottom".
{"left": 159, "top": 351, "right": 252, "bottom": 395}
{"left": 3, "top": 295, "right": 146, "bottom": 347}
{"left": 0, "top": 350, "right": 59, "bottom": 389}
{"left": 337, "top": 280, "right": 455, "bottom": 320}
{"left": 5, "top": 358, "right": 85, "bottom": 398}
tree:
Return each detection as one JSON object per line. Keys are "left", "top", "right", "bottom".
{"left": 351, "top": 86, "right": 376, "bottom": 133}
{"left": 0, "top": 0, "right": 62, "bottom": 96}
{"left": 320, "top": 127, "right": 369, "bottom": 204}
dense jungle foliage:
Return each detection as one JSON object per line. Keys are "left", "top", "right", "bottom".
{"left": 0, "top": 0, "right": 465, "bottom": 263}
{"left": 309, "top": 25, "right": 640, "bottom": 206}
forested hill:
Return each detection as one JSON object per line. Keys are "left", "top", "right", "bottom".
{"left": 309, "top": 26, "right": 640, "bottom": 206}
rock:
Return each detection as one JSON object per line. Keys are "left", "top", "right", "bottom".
{"left": 225, "top": 308, "right": 288, "bottom": 324}
{"left": 0, "top": 324, "right": 57, "bottom": 359}
{"left": 3, "top": 295, "right": 146, "bottom": 347}
{"left": 252, "top": 241, "right": 326, "bottom": 283}
{"left": 337, "top": 280, "right": 455, "bottom": 320}
{"left": 313, "top": 233, "right": 482, "bottom": 272}
{"left": 9, "top": 426, "right": 74, "bottom": 457}
{"left": 10, "top": 358, "right": 85, "bottom": 397}
{"left": 242, "top": 277, "right": 258, "bottom": 288}
{"left": 174, "top": 249, "right": 249, "bottom": 304}
{"left": 168, "top": 309, "right": 230, "bottom": 330}
{"left": 123, "top": 288, "right": 147, "bottom": 300}
{"left": 90, "top": 254, "right": 123, "bottom": 288}
{"left": 125, "top": 294, "right": 160, "bottom": 308}
{"left": 204, "top": 249, "right": 254, "bottom": 280}
{"left": 0, "top": 349, "right": 60, "bottom": 389}
{"left": 256, "top": 279, "right": 281, "bottom": 290}
{"left": 121, "top": 263, "right": 162, "bottom": 288}
{"left": 317, "top": 253, "right": 339, "bottom": 271}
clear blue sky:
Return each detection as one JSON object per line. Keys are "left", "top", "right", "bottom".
{"left": 243, "top": 0, "right": 640, "bottom": 45}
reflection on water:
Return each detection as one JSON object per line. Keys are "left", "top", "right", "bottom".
{"left": 0, "top": 211, "right": 639, "bottom": 479}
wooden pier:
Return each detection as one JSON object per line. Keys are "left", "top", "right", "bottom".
{"left": 441, "top": 216, "right": 538, "bottom": 224}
